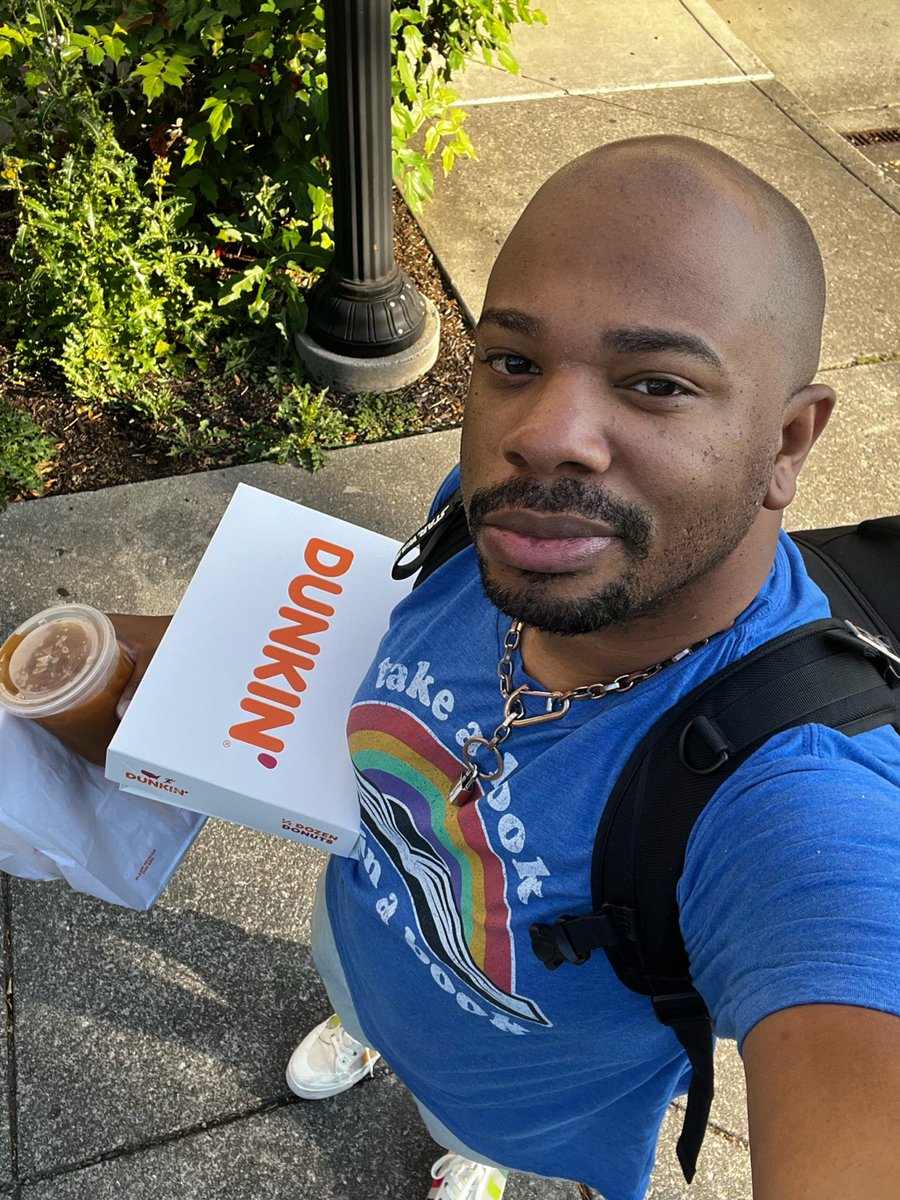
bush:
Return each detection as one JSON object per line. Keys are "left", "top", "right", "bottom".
{"left": 2, "top": 125, "right": 218, "bottom": 406}
{"left": 0, "top": 397, "right": 57, "bottom": 509}
{"left": 0, "top": 0, "right": 544, "bottom": 451}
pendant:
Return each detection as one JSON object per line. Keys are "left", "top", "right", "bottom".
{"left": 448, "top": 763, "right": 480, "bottom": 807}
{"left": 448, "top": 736, "right": 507, "bottom": 807}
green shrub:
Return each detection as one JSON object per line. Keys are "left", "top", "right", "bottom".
{"left": 245, "top": 383, "right": 351, "bottom": 471}
{"left": 0, "top": 398, "right": 57, "bottom": 509}
{"left": 1, "top": 0, "right": 544, "bottom": 279}
{"left": 352, "top": 391, "right": 423, "bottom": 442}
{"left": 0, "top": 0, "right": 544, "bottom": 446}
{"left": 2, "top": 131, "right": 219, "bottom": 406}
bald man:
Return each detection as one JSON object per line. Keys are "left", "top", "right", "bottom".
{"left": 278, "top": 137, "right": 900, "bottom": 1199}
{"left": 117, "top": 136, "right": 900, "bottom": 1199}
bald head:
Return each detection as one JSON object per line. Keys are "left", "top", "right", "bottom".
{"left": 503, "top": 135, "right": 826, "bottom": 395}
{"left": 463, "top": 135, "right": 837, "bottom": 648}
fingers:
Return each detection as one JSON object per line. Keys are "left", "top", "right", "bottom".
{"left": 106, "top": 614, "right": 173, "bottom": 718}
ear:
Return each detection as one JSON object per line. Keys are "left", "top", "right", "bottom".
{"left": 763, "top": 382, "right": 836, "bottom": 512}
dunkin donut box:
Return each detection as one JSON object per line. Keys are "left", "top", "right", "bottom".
{"left": 105, "top": 484, "right": 412, "bottom": 856}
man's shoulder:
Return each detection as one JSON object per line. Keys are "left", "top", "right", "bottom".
{"left": 687, "top": 721, "right": 900, "bottom": 875}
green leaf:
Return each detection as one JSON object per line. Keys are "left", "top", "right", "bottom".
{"left": 300, "top": 31, "right": 324, "bottom": 50}
{"left": 403, "top": 24, "right": 424, "bottom": 61}
{"left": 396, "top": 51, "right": 415, "bottom": 99}
{"left": 23, "top": 68, "right": 46, "bottom": 87}
{"left": 247, "top": 293, "right": 270, "bottom": 321}
{"left": 455, "top": 127, "right": 476, "bottom": 158}
{"left": 141, "top": 74, "right": 165, "bottom": 101}
{"left": 219, "top": 265, "right": 265, "bottom": 305}
{"left": 423, "top": 125, "right": 440, "bottom": 156}
{"left": 497, "top": 45, "right": 519, "bottom": 74}
{"left": 244, "top": 28, "right": 272, "bottom": 57}
{"left": 196, "top": 174, "right": 219, "bottom": 202}
{"left": 182, "top": 135, "right": 207, "bottom": 165}
{"left": 200, "top": 96, "right": 235, "bottom": 141}
{"left": 161, "top": 64, "right": 188, "bottom": 87}
{"left": 85, "top": 42, "right": 105, "bottom": 66}
{"left": 102, "top": 36, "right": 126, "bottom": 63}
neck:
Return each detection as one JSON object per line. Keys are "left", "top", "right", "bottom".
{"left": 520, "top": 620, "right": 719, "bottom": 693}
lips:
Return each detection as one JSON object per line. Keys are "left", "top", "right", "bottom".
{"left": 479, "top": 509, "right": 621, "bottom": 574}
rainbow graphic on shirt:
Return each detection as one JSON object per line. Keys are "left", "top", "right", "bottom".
{"left": 348, "top": 701, "right": 549, "bottom": 1027}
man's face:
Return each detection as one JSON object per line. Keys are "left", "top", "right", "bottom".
{"left": 459, "top": 172, "right": 790, "bottom": 636}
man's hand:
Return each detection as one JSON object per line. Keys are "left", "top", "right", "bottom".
{"left": 743, "top": 1003, "right": 900, "bottom": 1198}
{"left": 107, "top": 614, "right": 172, "bottom": 718}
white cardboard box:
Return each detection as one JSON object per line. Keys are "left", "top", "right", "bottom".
{"left": 106, "top": 484, "right": 412, "bottom": 856}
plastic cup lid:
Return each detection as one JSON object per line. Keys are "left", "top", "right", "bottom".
{"left": 0, "top": 604, "right": 118, "bottom": 717}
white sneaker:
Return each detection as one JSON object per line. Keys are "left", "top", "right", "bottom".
{"left": 285, "top": 1013, "right": 381, "bottom": 1099}
{"left": 428, "top": 1152, "right": 508, "bottom": 1200}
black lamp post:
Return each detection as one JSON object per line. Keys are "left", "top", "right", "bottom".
{"left": 296, "top": 0, "right": 439, "bottom": 389}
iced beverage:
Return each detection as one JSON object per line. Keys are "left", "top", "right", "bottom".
{"left": 0, "top": 605, "right": 133, "bottom": 765}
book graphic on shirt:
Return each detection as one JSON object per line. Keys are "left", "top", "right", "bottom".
{"left": 348, "top": 702, "right": 550, "bottom": 1027}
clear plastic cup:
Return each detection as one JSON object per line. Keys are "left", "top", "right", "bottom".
{"left": 0, "top": 604, "right": 133, "bottom": 765}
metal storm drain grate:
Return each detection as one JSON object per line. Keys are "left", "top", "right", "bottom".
{"left": 842, "top": 128, "right": 900, "bottom": 182}
{"left": 844, "top": 128, "right": 900, "bottom": 147}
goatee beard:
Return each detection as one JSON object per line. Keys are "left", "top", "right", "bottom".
{"left": 467, "top": 477, "right": 654, "bottom": 636}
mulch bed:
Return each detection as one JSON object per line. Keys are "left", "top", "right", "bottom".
{"left": 0, "top": 193, "right": 473, "bottom": 499}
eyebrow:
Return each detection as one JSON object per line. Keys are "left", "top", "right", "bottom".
{"left": 477, "top": 308, "right": 547, "bottom": 339}
{"left": 477, "top": 309, "right": 723, "bottom": 371}
{"left": 602, "top": 326, "right": 724, "bottom": 370}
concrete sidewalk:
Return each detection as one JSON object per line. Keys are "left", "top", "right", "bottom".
{"left": 1, "top": 2, "right": 898, "bottom": 1197}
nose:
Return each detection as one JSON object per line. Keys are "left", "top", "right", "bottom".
{"left": 498, "top": 366, "right": 614, "bottom": 478}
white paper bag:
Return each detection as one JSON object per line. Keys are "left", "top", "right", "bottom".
{"left": 0, "top": 709, "right": 205, "bottom": 909}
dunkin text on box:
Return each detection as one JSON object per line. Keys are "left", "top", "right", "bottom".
{"left": 228, "top": 535, "right": 356, "bottom": 769}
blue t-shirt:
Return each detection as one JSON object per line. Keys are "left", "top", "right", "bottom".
{"left": 326, "top": 477, "right": 900, "bottom": 1199}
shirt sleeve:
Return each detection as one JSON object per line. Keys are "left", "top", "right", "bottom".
{"left": 677, "top": 723, "right": 900, "bottom": 1048}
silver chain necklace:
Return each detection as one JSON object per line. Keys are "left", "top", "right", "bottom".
{"left": 447, "top": 620, "right": 709, "bottom": 807}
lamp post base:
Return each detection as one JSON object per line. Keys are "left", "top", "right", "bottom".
{"left": 296, "top": 298, "right": 441, "bottom": 393}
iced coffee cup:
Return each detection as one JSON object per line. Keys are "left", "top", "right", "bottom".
{"left": 0, "top": 604, "right": 133, "bottom": 765}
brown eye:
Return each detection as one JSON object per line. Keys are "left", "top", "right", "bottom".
{"left": 634, "top": 378, "right": 683, "bottom": 396}
{"left": 488, "top": 354, "right": 539, "bottom": 376}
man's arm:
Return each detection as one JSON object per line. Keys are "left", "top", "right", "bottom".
{"left": 743, "top": 1003, "right": 900, "bottom": 1198}
{"left": 107, "top": 613, "right": 172, "bottom": 716}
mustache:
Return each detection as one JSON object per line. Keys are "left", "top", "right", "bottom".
{"left": 466, "top": 477, "right": 653, "bottom": 557}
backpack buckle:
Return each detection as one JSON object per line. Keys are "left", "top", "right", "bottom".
{"left": 842, "top": 620, "right": 900, "bottom": 679}
{"left": 651, "top": 990, "right": 710, "bottom": 1028}
{"left": 529, "top": 916, "right": 590, "bottom": 970}
{"left": 530, "top": 906, "right": 635, "bottom": 970}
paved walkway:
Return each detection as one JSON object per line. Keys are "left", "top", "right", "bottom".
{"left": 0, "top": 2, "right": 898, "bottom": 1196}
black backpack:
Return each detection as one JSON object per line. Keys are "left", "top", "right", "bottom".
{"left": 393, "top": 492, "right": 900, "bottom": 1182}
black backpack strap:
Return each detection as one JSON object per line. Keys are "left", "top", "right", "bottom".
{"left": 652, "top": 992, "right": 715, "bottom": 1183}
{"left": 530, "top": 618, "right": 900, "bottom": 1181}
{"left": 392, "top": 488, "right": 469, "bottom": 586}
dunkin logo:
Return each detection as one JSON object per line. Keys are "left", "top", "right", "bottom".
{"left": 126, "top": 769, "right": 190, "bottom": 796}
{"left": 228, "top": 537, "right": 355, "bottom": 769}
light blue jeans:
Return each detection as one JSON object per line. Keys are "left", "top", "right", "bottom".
{"left": 310, "top": 866, "right": 507, "bottom": 1170}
